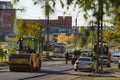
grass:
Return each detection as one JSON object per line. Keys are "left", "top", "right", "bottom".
{"left": 74, "top": 77, "right": 120, "bottom": 80}
{"left": 108, "top": 64, "right": 119, "bottom": 71}
{"left": 74, "top": 63, "right": 120, "bottom": 80}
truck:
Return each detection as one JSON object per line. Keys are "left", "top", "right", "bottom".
{"left": 8, "top": 36, "right": 42, "bottom": 72}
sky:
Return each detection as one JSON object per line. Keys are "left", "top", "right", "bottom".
{"left": 3, "top": 0, "right": 92, "bottom": 26}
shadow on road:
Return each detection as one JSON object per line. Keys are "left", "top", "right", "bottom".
{"left": 18, "top": 68, "right": 82, "bottom": 80}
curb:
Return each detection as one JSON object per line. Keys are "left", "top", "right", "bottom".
{"left": 88, "top": 71, "right": 116, "bottom": 78}
{"left": 88, "top": 74, "right": 115, "bottom": 77}
{"left": 0, "top": 63, "right": 8, "bottom": 66}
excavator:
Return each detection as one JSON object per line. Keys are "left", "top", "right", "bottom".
{"left": 8, "top": 36, "right": 42, "bottom": 72}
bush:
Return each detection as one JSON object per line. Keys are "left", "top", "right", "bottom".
{"left": 8, "top": 47, "right": 16, "bottom": 55}
{"left": 0, "top": 48, "right": 5, "bottom": 62}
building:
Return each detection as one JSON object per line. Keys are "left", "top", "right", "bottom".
{"left": 0, "top": 1, "right": 15, "bottom": 41}
{"left": 40, "top": 16, "right": 72, "bottom": 29}
{"left": 23, "top": 16, "right": 72, "bottom": 34}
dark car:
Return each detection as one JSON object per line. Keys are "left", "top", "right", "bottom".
{"left": 68, "top": 51, "right": 74, "bottom": 59}
{"left": 98, "top": 55, "right": 111, "bottom": 67}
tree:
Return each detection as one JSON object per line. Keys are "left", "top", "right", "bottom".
{"left": 78, "top": 27, "right": 89, "bottom": 49}
{"left": 112, "top": 25, "right": 120, "bottom": 49}
{"left": 103, "top": 30, "right": 114, "bottom": 42}
{"left": 16, "top": 19, "right": 42, "bottom": 39}
{"left": 57, "top": 34, "right": 75, "bottom": 44}
{"left": 0, "top": 43, "right": 5, "bottom": 62}
{"left": 57, "top": 34, "right": 68, "bottom": 43}
{"left": 16, "top": 19, "right": 28, "bottom": 38}
{"left": 0, "top": 48, "right": 5, "bottom": 62}
{"left": 68, "top": 34, "right": 75, "bottom": 44}
{"left": 26, "top": 21, "right": 43, "bottom": 38}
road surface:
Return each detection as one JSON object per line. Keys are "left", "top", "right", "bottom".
{"left": 0, "top": 60, "right": 120, "bottom": 80}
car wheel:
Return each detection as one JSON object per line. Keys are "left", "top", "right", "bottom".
{"left": 74, "top": 68, "right": 78, "bottom": 71}
{"left": 107, "top": 64, "right": 111, "bottom": 67}
{"left": 30, "top": 61, "right": 35, "bottom": 72}
{"left": 92, "top": 69, "right": 95, "bottom": 72}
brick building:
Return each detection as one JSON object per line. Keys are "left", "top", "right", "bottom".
{"left": 41, "top": 16, "right": 72, "bottom": 29}
{"left": 0, "top": 1, "right": 15, "bottom": 41}
{"left": 23, "top": 16, "right": 72, "bottom": 35}
{"left": 24, "top": 16, "right": 72, "bottom": 29}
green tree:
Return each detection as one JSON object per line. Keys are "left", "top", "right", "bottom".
{"left": 78, "top": 27, "right": 88, "bottom": 49}
{"left": 103, "top": 30, "right": 114, "bottom": 42}
{"left": 26, "top": 21, "right": 43, "bottom": 38}
{"left": 0, "top": 48, "right": 5, "bottom": 62}
{"left": 16, "top": 19, "right": 28, "bottom": 38}
{"left": 112, "top": 25, "right": 120, "bottom": 49}
{"left": 16, "top": 19, "right": 42, "bottom": 39}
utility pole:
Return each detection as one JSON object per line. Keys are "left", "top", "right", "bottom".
{"left": 96, "top": 0, "right": 104, "bottom": 73}
{"left": 75, "top": 18, "right": 77, "bottom": 50}
{"left": 96, "top": 19, "right": 100, "bottom": 73}
{"left": 46, "top": 0, "right": 50, "bottom": 58}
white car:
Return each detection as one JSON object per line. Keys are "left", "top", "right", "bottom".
{"left": 110, "top": 52, "right": 120, "bottom": 62}
{"left": 74, "top": 57, "right": 95, "bottom": 71}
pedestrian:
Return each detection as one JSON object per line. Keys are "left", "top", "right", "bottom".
{"left": 65, "top": 51, "right": 69, "bottom": 64}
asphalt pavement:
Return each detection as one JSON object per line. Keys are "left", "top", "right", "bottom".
{"left": 0, "top": 58, "right": 120, "bottom": 78}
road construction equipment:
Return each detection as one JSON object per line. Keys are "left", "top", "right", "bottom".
{"left": 9, "top": 36, "right": 42, "bottom": 72}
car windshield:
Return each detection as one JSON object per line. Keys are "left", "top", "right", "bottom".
{"left": 112, "top": 55, "right": 120, "bottom": 57}
{"left": 99, "top": 56, "right": 108, "bottom": 59}
{"left": 53, "top": 46, "right": 65, "bottom": 53}
{"left": 78, "top": 58, "right": 91, "bottom": 61}
{"left": 103, "top": 57, "right": 108, "bottom": 59}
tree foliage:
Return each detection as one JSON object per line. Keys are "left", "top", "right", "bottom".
{"left": 0, "top": 48, "right": 5, "bottom": 61}
{"left": 68, "top": 34, "right": 75, "bottom": 43}
{"left": 78, "top": 27, "right": 88, "bottom": 48}
{"left": 103, "top": 29, "right": 114, "bottom": 42}
{"left": 112, "top": 25, "right": 120, "bottom": 49}
{"left": 78, "top": 26, "right": 96, "bottom": 49}
{"left": 57, "top": 34, "right": 75, "bottom": 44}
{"left": 16, "top": 19, "right": 42, "bottom": 39}
{"left": 57, "top": 34, "right": 67, "bottom": 43}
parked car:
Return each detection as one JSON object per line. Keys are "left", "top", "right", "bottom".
{"left": 110, "top": 51, "right": 120, "bottom": 62}
{"left": 74, "top": 57, "right": 95, "bottom": 71}
{"left": 98, "top": 55, "right": 111, "bottom": 67}
{"left": 81, "top": 50, "right": 89, "bottom": 56}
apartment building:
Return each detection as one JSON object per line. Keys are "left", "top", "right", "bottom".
{"left": 0, "top": 1, "right": 15, "bottom": 41}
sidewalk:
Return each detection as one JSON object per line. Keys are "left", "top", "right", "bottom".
{"left": 0, "top": 62, "right": 8, "bottom": 66}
